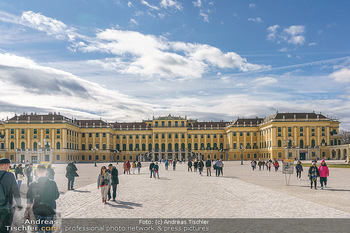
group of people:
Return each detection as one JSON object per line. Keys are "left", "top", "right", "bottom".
{"left": 188, "top": 159, "right": 224, "bottom": 177}
{"left": 123, "top": 161, "right": 142, "bottom": 174}
{"left": 97, "top": 164, "right": 119, "bottom": 204}
{"left": 0, "top": 158, "right": 59, "bottom": 233}
{"left": 251, "top": 159, "right": 279, "bottom": 172}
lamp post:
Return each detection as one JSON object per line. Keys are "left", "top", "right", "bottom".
{"left": 92, "top": 147, "right": 98, "bottom": 167}
{"left": 240, "top": 145, "right": 245, "bottom": 165}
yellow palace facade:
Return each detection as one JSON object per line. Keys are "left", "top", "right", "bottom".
{"left": 0, "top": 112, "right": 347, "bottom": 164}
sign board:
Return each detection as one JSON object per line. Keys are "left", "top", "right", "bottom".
{"left": 282, "top": 161, "right": 294, "bottom": 174}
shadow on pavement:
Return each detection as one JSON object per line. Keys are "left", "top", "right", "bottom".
{"left": 72, "top": 190, "right": 91, "bottom": 193}
{"left": 106, "top": 200, "right": 143, "bottom": 209}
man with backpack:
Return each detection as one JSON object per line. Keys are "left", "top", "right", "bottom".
{"left": 107, "top": 164, "right": 119, "bottom": 201}
{"left": 26, "top": 164, "right": 59, "bottom": 233}
{"left": 66, "top": 161, "right": 78, "bottom": 190}
{"left": 0, "top": 158, "right": 22, "bottom": 233}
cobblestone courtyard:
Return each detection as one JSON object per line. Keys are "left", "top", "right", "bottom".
{"left": 11, "top": 160, "right": 350, "bottom": 221}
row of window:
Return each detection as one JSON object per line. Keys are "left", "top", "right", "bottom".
{"left": 82, "top": 132, "right": 107, "bottom": 138}
{"left": 117, "top": 133, "right": 224, "bottom": 140}
{"left": 115, "top": 142, "right": 225, "bottom": 151}
{"left": 154, "top": 121, "right": 186, "bottom": 127}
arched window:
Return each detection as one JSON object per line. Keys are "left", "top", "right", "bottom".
{"left": 213, "top": 143, "right": 217, "bottom": 149}
{"left": 321, "top": 139, "right": 326, "bottom": 146}
{"left": 155, "top": 143, "right": 159, "bottom": 151}
{"left": 123, "top": 144, "right": 127, "bottom": 151}
{"left": 278, "top": 140, "right": 281, "bottom": 147}
{"left": 129, "top": 144, "right": 133, "bottom": 151}
{"left": 142, "top": 144, "right": 146, "bottom": 151}
{"left": 161, "top": 143, "right": 166, "bottom": 151}
{"left": 181, "top": 143, "right": 185, "bottom": 151}
{"left": 10, "top": 142, "right": 14, "bottom": 150}
{"left": 21, "top": 142, "right": 25, "bottom": 150}
{"left": 188, "top": 143, "right": 192, "bottom": 150}
{"left": 300, "top": 140, "right": 304, "bottom": 148}
{"left": 220, "top": 143, "right": 223, "bottom": 150}
{"left": 200, "top": 143, "right": 205, "bottom": 150}
{"left": 148, "top": 143, "right": 152, "bottom": 151}
{"left": 33, "top": 142, "right": 38, "bottom": 151}
{"left": 175, "top": 143, "right": 179, "bottom": 151}
{"left": 135, "top": 143, "right": 139, "bottom": 150}
{"left": 194, "top": 143, "right": 198, "bottom": 150}
{"left": 168, "top": 143, "right": 172, "bottom": 151}
{"left": 116, "top": 144, "right": 120, "bottom": 151}
{"left": 311, "top": 139, "right": 315, "bottom": 147}
{"left": 56, "top": 142, "right": 60, "bottom": 150}
{"left": 207, "top": 143, "right": 211, "bottom": 150}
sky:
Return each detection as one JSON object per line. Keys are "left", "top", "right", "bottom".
{"left": 0, "top": 0, "right": 349, "bottom": 129}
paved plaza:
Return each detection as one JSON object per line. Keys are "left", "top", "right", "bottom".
{"left": 10, "top": 160, "right": 350, "bottom": 224}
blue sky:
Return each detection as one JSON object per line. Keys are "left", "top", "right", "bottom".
{"left": 0, "top": 0, "right": 349, "bottom": 129}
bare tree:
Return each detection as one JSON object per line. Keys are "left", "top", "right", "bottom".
{"left": 340, "top": 130, "right": 350, "bottom": 144}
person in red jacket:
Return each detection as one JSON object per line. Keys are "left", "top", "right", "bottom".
{"left": 318, "top": 159, "right": 329, "bottom": 189}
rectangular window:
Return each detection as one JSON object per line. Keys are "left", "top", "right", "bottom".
{"left": 168, "top": 121, "right": 171, "bottom": 127}
{"left": 161, "top": 121, "right": 165, "bottom": 127}
{"left": 278, "top": 127, "right": 281, "bottom": 132}
{"left": 123, "top": 135, "right": 126, "bottom": 139}
{"left": 57, "top": 129, "right": 60, "bottom": 134}
{"left": 82, "top": 133, "right": 85, "bottom": 138}
{"left": 11, "top": 129, "right": 14, "bottom": 134}
{"left": 103, "top": 144, "right": 106, "bottom": 150}
{"left": 96, "top": 133, "right": 99, "bottom": 138}
{"left": 300, "top": 127, "right": 303, "bottom": 132}
{"left": 56, "top": 155, "right": 60, "bottom": 160}
{"left": 129, "top": 135, "right": 132, "bottom": 139}
{"left": 96, "top": 144, "right": 99, "bottom": 149}
{"left": 288, "top": 133, "right": 292, "bottom": 137}
{"left": 21, "top": 129, "right": 25, "bottom": 134}
{"left": 34, "top": 135, "right": 37, "bottom": 139}
{"left": 103, "top": 133, "right": 106, "bottom": 137}
{"left": 233, "top": 132, "right": 236, "bottom": 136}
{"left": 247, "top": 132, "right": 250, "bottom": 136}
{"left": 181, "top": 121, "right": 184, "bottom": 127}
{"left": 214, "top": 134, "right": 217, "bottom": 138}
{"left": 322, "top": 126, "right": 325, "bottom": 132}
{"left": 288, "top": 127, "right": 291, "bottom": 132}
{"left": 89, "top": 144, "right": 92, "bottom": 150}
{"left": 168, "top": 134, "right": 171, "bottom": 139}
{"left": 182, "top": 133, "right": 185, "bottom": 139}
{"left": 46, "top": 129, "right": 50, "bottom": 134}
{"left": 142, "top": 135, "right": 145, "bottom": 139}
{"left": 188, "top": 134, "right": 191, "bottom": 139}
{"left": 240, "top": 132, "right": 243, "bottom": 137}
{"left": 116, "top": 135, "right": 119, "bottom": 139}
{"left": 311, "top": 127, "right": 315, "bottom": 132}
{"left": 207, "top": 134, "right": 210, "bottom": 138}
{"left": 233, "top": 143, "right": 236, "bottom": 149}
{"left": 155, "top": 121, "right": 158, "bottom": 127}
{"left": 175, "top": 121, "right": 178, "bottom": 126}
{"left": 201, "top": 134, "right": 204, "bottom": 139}
{"left": 220, "top": 134, "right": 223, "bottom": 138}
{"left": 312, "top": 133, "right": 315, "bottom": 136}
{"left": 195, "top": 134, "right": 197, "bottom": 139}
{"left": 149, "top": 134, "right": 151, "bottom": 139}
{"left": 278, "top": 133, "right": 281, "bottom": 137}
{"left": 82, "top": 144, "right": 86, "bottom": 150}
{"left": 46, "top": 135, "right": 49, "bottom": 139}
{"left": 136, "top": 135, "right": 139, "bottom": 139}
{"left": 322, "top": 133, "right": 325, "bottom": 136}
{"left": 57, "top": 135, "right": 60, "bottom": 139}
{"left": 89, "top": 133, "right": 92, "bottom": 138}
{"left": 34, "top": 129, "right": 37, "bottom": 134}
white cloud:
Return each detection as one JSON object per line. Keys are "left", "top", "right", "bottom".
{"left": 251, "top": 77, "right": 278, "bottom": 86}
{"left": 193, "top": 0, "right": 202, "bottom": 7}
{"left": 160, "top": 0, "right": 183, "bottom": 10}
{"left": 130, "top": 18, "right": 139, "bottom": 26}
{"left": 329, "top": 68, "right": 350, "bottom": 83}
{"left": 128, "top": 2, "right": 133, "bottom": 7}
{"left": 267, "top": 25, "right": 306, "bottom": 46}
{"left": 199, "top": 10, "right": 209, "bottom": 23}
{"left": 249, "top": 3, "right": 256, "bottom": 8}
{"left": 248, "top": 17, "right": 262, "bottom": 23}
{"left": 141, "top": 0, "right": 159, "bottom": 10}
{"left": 308, "top": 42, "right": 317, "bottom": 46}
{"left": 279, "top": 48, "right": 288, "bottom": 52}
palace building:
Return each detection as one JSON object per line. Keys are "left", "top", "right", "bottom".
{"left": 0, "top": 112, "right": 347, "bottom": 164}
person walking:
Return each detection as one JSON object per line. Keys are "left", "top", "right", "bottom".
{"left": 273, "top": 160, "right": 279, "bottom": 172}
{"left": 153, "top": 162, "right": 159, "bottom": 179}
{"left": 46, "top": 164, "right": 55, "bottom": 180}
{"left": 165, "top": 160, "right": 169, "bottom": 170}
{"left": 318, "top": 159, "right": 329, "bottom": 189}
{"left": 219, "top": 160, "right": 224, "bottom": 176}
{"left": 188, "top": 160, "right": 193, "bottom": 172}
{"left": 198, "top": 160, "right": 204, "bottom": 176}
{"left": 97, "top": 166, "right": 111, "bottom": 204}
{"left": 25, "top": 163, "right": 33, "bottom": 187}
{"left": 123, "top": 162, "right": 127, "bottom": 174}
{"left": 0, "top": 158, "right": 22, "bottom": 233}
{"left": 258, "top": 160, "right": 262, "bottom": 171}
{"left": 205, "top": 159, "right": 211, "bottom": 176}
{"left": 295, "top": 161, "right": 303, "bottom": 180}
{"left": 267, "top": 160, "right": 271, "bottom": 172}
{"left": 251, "top": 160, "right": 256, "bottom": 171}
{"left": 215, "top": 159, "right": 222, "bottom": 177}
{"left": 132, "top": 161, "right": 136, "bottom": 174}
{"left": 107, "top": 164, "right": 119, "bottom": 201}
{"left": 261, "top": 160, "right": 265, "bottom": 170}
{"left": 308, "top": 162, "right": 319, "bottom": 189}
{"left": 173, "top": 160, "right": 177, "bottom": 171}
{"left": 14, "top": 164, "right": 25, "bottom": 190}
{"left": 26, "top": 164, "right": 59, "bottom": 233}
{"left": 149, "top": 161, "right": 155, "bottom": 178}
{"left": 137, "top": 161, "right": 142, "bottom": 174}
{"left": 126, "top": 160, "right": 131, "bottom": 174}
{"left": 193, "top": 160, "right": 198, "bottom": 172}
{"left": 66, "top": 161, "right": 78, "bottom": 190}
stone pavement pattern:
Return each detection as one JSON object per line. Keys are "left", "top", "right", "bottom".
{"left": 54, "top": 162, "right": 350, "bottom": 218}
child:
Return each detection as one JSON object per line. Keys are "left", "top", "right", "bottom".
{"left": 318, "top": 159, "right": 329, "bottom": 189}
{"left": 295, "top": 160, "right": 303, "bottom": 180}
{"left": 308, "top": 162, "right": 319, "bottom": 189}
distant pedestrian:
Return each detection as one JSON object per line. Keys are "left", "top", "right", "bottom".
{"left": 126, "top": 160, "right": 131, "bottom": 174}
{"left": 123, "top": 162, "right": 127, "bottom": 174}
{"left": 188, "top": 160, "right": 193, "bottom": 172}
{"left": 66, "top": 161, "right": 78, "bottom": 190}
{"left": 267, "top": 161, "right": 271, "bottom": 172}
{"left": 173, "top": 160, "right": 177, "bottom": 171}
{"left": 137, "top": 161, "right": 142, "bottom": 174}
{"left": 198, "top": 160, "right": 204, "bottom": 175}
{"left": 14, "top": 164, "right": 25, "bottom": 190}
{"left": 205, "top": 159, "right": 211, "bottom": 176}
{"left": 107, "top": 164, "right": 119, "bottom": 201}
{"left": 26, "top": 164, "right": 59, "bottom": 233}
{"left": 46, "top": 164, "right": 55, "bottom": 180}
{"left": 153, "top": 162, "right": 159, "bottom": 179}
{"left": 258, "top": 160, "right": 262, "bottom": 171}
{"left": 215, "top": 159, "right": 222, "bottom": 177}
{"left": 132, "top": 161, "right": 136, "bottom": 174}
{"left": 194, "top": 160, "right": 198, "bottom": 172}
{"left": 308, "top": 162, "right": 319, "bottom": 189}
{"left": 25, "top": 163, "right": 33, "bottom": 187}
{"left": 219, "top": 160, "right": 224, "bottom": 176}
{"left": 165, "top": 160, "right": 169, "bottom": 170}
{"left": 273, "top": 160, "right": 279, "bottom": 172}
{"left": 295, "top": 161, "right": 303, "bottom": 180}
{"left": 261, "top": 160, "right": 265, "bottom": 170}
{"left": 251, "top": 160, "right": 256, "bottom": 171}
{"left": 318, "top": 159, "right": 329, "bottom": 189}
{"left": 97, "top": 166, "right": 111, "bottom": 204}
{"left": 0, "top": 158, "right": 22, "bottom": 233}
{"left": 149, "top": 161, "right": 155, "bottom": 178}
